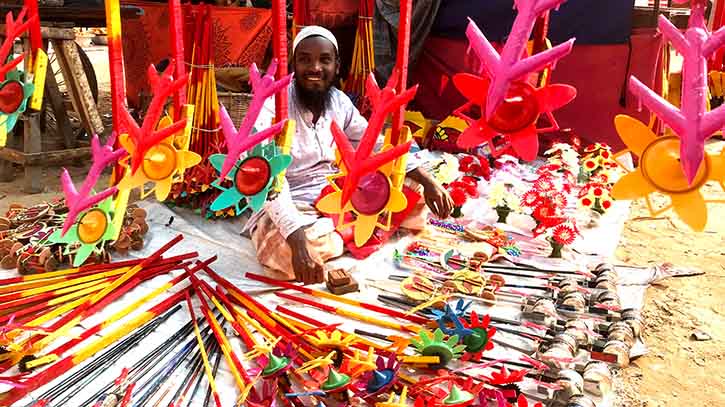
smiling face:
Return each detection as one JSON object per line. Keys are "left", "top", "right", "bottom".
{"left": 293, "top": 36, "right": 339, "bottom": 95}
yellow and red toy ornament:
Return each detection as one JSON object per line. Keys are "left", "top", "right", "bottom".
{"left": 453, "top": 0, "right": 576, "bottom": 160}
{"left": 113, "top": 64, "right": 199, "bottom": 203}
{"left": 611, "top": 1, "right": 725, "bottom": 231}
{"left": 0, "top": 1, "right": 46, "bottom": 146}
{"left": 316, "top": 71, "right": 417, "bottom": 247}
{"left": 611, "top": 115, "right": 725, "bottom": 231}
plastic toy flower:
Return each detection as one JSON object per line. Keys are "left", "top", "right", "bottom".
{"left": 611, "top": 115, "right": 725, "bottom": 231}
{"left": 552, "top": 224, "right": 577, "bottom": 245}
{"left": 521, "top": 190, "right": 542, "bottom": 207}
{"left": 460, "top": 311, "right": 497, "bottom": 361}
{"left": 453, "top": 75, "right": 576, "bottom": 161}
{"left": 488, "top": 366, "right": 529, "bottom": 386}
{"left": 209, "top": 142, "right": 291, "bottom": 215}
{"left": 48, "top": 197, "right": 117, "bottom": 266}
{"left": 410, "top": 328, "right": 467, "bottom": 368}
{"left": 0, "top": 70, "right": 34, "bottom": 144}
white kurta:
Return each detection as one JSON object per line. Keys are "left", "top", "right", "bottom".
{"left": 244, "top": 83, "right": 425, "bottom": 239}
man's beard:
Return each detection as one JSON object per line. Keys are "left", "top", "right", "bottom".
{"left": 294, "top": 79, "right": 333, "bottom": 114}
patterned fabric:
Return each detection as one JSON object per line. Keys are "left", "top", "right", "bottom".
{"left": 120, "top": 1, "right": 272, "bottom": 108}
{"left": 251, "top": 203, "right": 344, "bottom": 281}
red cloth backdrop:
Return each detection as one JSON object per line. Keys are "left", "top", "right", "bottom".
{"left": 409, "top": 29, "right": 665, "bottom": 151}
{"left": 120, "top": 1, "right": 272, "bottom": 108}
{"left": 304, "top": 0, "right": 359, "bottom": 28}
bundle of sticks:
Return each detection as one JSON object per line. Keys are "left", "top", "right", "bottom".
{"left": 342, "top": 0, "right": 375, "bottom": 114}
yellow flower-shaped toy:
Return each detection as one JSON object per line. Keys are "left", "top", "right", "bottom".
{"left": 611, "top": 115, "right": 725, "bottom": 231}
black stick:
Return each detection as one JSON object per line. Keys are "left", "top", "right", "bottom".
{"left": 37, "top": 305, "right": 181, "bottom": 407}
{"left": 76, "top": 311, "right": 219, "bottom": 407}
{"left": 202, "top": 340, "right": 223, "bottom": 407}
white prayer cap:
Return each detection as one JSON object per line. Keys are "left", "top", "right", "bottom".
{"left": 293, "top": 25, "right": 338, "bottom": 54}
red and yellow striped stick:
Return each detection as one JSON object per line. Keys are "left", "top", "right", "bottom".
{"left": 195, "top": 280, "right": 252, "bottom": 350}
{"left": 104, "top": 0, "right": 128, "bottom": 184}
{"left": 245, "top": 272, "right": 429, "bottom": 324}
{"left": 0, "top": 237, "right": 185, "bottom": 368}
{"left": 0, "top": 289, "right": 188, "bottom": 406}
{"left": 0, "top": 268, "right": 129, "bottom": 306}
{"left": 0, "top": 283, "right": 103, "bottom": 326}
{"left": 185, "top": 292, "right": 222, "bottom": 407}
{"left": 210, "top": 286, "right": 257, "bottom": 350}
{"left": 0, "top": 277, "right": 111, "bottom": 313}
{"left": 24, "top": 257, "right": 214, "bottom": 370}
{"left": 390, "top": 0, "right": 413, "bottom": 146}
{"left": 189, "top": 274, "right": 255, "bottom": 398}
{"left": 275, "top": 292, "right": 420, "bottom": 334}
{"left": 202, "top": 267, "right": 313, "bottom": 359}
{"left": 0, "top": 256, "right": 170, "bottom": 287}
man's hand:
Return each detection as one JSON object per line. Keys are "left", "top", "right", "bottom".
{"left": 286, "top": 227, "right": 324, "bottom": 285}
{"left": 423, "top": 182, "right": 454, "bottom": 219}
{"left": 406, "top": 167, "right": 454, "bottom": 219}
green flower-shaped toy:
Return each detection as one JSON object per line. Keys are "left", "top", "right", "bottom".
{"left": 209, "top": 142, "right": 291, "bottom": 215}
{"left": 49, "top": 197, "right": 117, "bottom": 267}
{"left": 410, "top": 328, "right": 467, "bottom": 369}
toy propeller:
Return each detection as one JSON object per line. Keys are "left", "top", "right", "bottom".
{"left": 332, "top": 69, "right": 417, "bottom": 209}
{"left": 466, "top": 0, "right": 575, "bottom": 120}
{"left": 217, "top": 59, "right": 292, "bottom": 180}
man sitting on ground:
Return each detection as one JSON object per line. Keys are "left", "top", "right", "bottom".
{"left": 246, "top": 26, "right": 452, "bottom": 284}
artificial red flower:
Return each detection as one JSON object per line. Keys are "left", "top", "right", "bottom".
{"left": 541, "top": 216, "right": 567, "bottom": 228}
{"left": 450, "top": 187, "right": 468, "bottom": 207}
{"left": 593, "top": 187, "right": 604, "bottom": 197}
{"left": 475, "top": 156, "right": 492, "bottom": 180}
{"left": 488, "top": 366, "right": 529, "bottom": 385}
{"left": 461, "top": 175, "right": 479, "bottom": 187}
{"left": 532, "top": 205, "right": 556, "bottom": 221}
{"left": 537, "top": 164, "right": 561, "bottom": 174}
{"left": 583, "top": 159, "right": 597, "bottom": 170}
{"left": 601, "top": 199, "right": 613, "bottom": 210}
{"left": 533, "top": 177, "right": 555, "bottom": 192}
{"left": 459, "top": 155, "right": 475, "bottom": 172}
{"left": 552, "top": 224, "right": 576, "bottom": 245}
{"left": 549, "top": 191, "right": 568, "bottom": 207}
{"left": 450, "top": 180, "right": 478, "bottom": 197}
{"left": 521, "top": 191, "right": 541, "bottom": 207}
{"left": 580, "top": 197, "right": 593, "bottom": 207}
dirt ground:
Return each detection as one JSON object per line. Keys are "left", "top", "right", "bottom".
{"left": 0, "top": 45, "right": 723, "bottom": 406}
{"left": 613, "top": 173, "right": 725, "bottom": 407}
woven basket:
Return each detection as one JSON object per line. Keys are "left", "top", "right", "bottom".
{"left": 217, "top": 92, "right": 253, "bottom": 129}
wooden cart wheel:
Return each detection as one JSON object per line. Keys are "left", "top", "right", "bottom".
{"left": 42, "top": 41, "right": 99, "bottom": 148}
{"left": 7, "top": 42, "right": 99, "bottom": 150}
